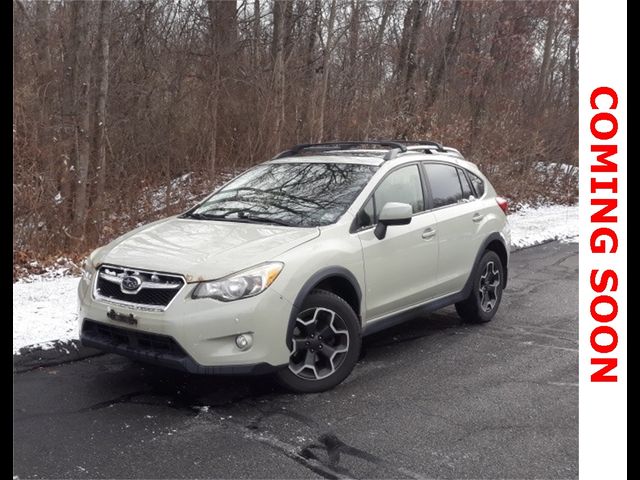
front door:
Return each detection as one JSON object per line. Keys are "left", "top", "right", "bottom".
{"left": 354, "top": 164, "right": 439, "bottom": 320}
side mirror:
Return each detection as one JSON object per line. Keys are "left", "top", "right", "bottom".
{"left": 374, "top": 202, "right": 412, "bottom": 239}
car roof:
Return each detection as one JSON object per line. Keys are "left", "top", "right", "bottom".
{"left": 266, "top": 153, "right": 385, "bottom": 167}
{"left": 265, "top": 149, "right": 481, "bottom": 172}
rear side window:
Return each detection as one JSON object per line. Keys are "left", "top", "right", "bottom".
{"left": 467, "top": 171, "right": 485, "bottom": 197}
{"left": 424, "top": 164, "right": 463, "bottom": 208}
{"left": 457, "top": 168, "right": 473, "bottom": 199}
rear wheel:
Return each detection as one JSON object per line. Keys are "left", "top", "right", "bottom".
{"left": 276, "top": 289, "right": 361, "bottom": 393}
{"left": 455, "top": 250, "right": 504, "bottom": 323}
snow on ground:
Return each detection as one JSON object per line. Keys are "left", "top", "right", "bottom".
{"left": 508, "top": 204, "right": 578, "bottom": 249}
{"left": 13, "top": 276, "right": 80, "bottom": 354}
{"left": 13, "top": 203, "right": 579, "bottom": 354}
{"left": 534, "top": 161, "right": 578, "bottom": 175}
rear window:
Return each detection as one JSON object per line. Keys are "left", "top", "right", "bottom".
{"left": 467, "top": 171, "right": 485, "bottom": 197}
{"left": 457, "top": 168, "right": 473, "bottom": 199}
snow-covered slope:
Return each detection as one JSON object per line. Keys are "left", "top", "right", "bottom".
{"left": 13, "top": 204, "right": 579, "bottom": 354}
{"left": 508, "top": 204, "right": 578, "bottom": 249}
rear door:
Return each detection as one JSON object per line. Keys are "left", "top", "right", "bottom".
{"left": 422, "top": 163, "right": 485, "bottom": 296}
{"left": 354, "top": 164, "right": 439, "bottom": 320}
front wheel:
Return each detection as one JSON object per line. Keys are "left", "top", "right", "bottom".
{"left": 275, "top": 289, "right": 361, "bottom": 393}
{"left": 455, "top": 250, "right": 504, "bottom": 323}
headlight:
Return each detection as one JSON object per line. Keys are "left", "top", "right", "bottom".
{"left": 81, "top": 257, "right": 96, "bottom": 283}
{"left": 192, "top": 262, "right": 284, "bottom": 302}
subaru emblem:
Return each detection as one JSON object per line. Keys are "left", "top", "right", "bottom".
{"left": 121, "top": 275, "right": 142, "bottom": 292}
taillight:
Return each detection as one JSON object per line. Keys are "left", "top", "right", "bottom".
{"left": 496, "top": 197, "right": 509, "bottom": 215}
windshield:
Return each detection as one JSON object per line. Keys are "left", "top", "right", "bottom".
{"left": 188, "top": 162, "right": 377, "bottom": 227}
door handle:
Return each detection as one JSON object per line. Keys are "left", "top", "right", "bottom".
{"left": 422, "top": 227, "right": 436, "bottom": 239}
{"left": 472, "top": 213, "right": 484, "bottom": 223}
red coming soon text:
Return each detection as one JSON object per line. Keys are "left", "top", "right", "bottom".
{"left": 589, "top": 86, "right": 619, "bottom": 382}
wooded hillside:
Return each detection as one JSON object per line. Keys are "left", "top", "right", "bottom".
{"left": 13, "top": 0, "right": 578, "bottom": 260}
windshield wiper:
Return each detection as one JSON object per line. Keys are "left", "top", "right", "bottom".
{"left": 181, "top": 212, "right": 234, "bottom": 221}
{"left": 181, "top": 212, "right": 207, "bottom": 220}
{"left": 239, "top": 216, "right": 295, "bottom": 227}
{"left": 183, "top": 210, "right": 294, "bottom": 227}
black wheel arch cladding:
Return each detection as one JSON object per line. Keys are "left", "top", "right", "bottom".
{"left": 286, "top": 266, "right": 362, "bottom": 349}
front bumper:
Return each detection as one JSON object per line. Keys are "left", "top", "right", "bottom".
{"left": 80, "top": 320, "right": 283, "bottom": 374}
{"left": 77, "top": 273, "right": 293, "bottom": 374}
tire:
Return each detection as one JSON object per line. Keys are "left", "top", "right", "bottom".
{"left": 275, "top": 289, "right": 361, "bottom": 393}
{"left": 455, "top": 250, "right": 504, "bottom": 324}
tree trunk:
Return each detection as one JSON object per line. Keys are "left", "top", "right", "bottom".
{"left": 535, "top": 3, "right": 556, "bottom": 111}
{"left": 271, "top": 0, "right": 287, "bottom": 150}
{"left": 271, "top": 0, "right": 283, "bottom": 61}
{"left": 253, "top": 0, "right": 261, "bottom": 64}
{"left": 396, "top": 0, "right": 419, "bottom": 84}
{"left": 59, "top": 1, "right": 82, "bottom": 233}
{"left": 402, "top": 0, "right": 424, "bottom": 112}
{"left": 93, "top": 0, "right": 112, "bottom": 220}
{"left": 364, "top": 1, "right": 394, "bottom": 137}
{"left": 210, "top": 64, "right": 219, "bottom": 179}
{"left": 567, "top": 3, "right": 578, "bottom": 115}
{"left": 34, "top": 0, "right": 53, "bottom": 187}
{"left": 71, "top": 1, "right": 93, "bottom": 243}
{"left": 424, "top": 0, "right": 462, "bottom": 110}
{"left": 469, "top": 4, "right": 510, "bottom": 150}
{"left": 283, "top": 0, "right": 295, "bottom": 59}
{"left": 213, "top": 0, "right": 237, "bottom": 57}
{"left": 348, "top": 0, "right": 360, "bottom": 69}
{"left": 342, "top": 0, "right": 361, "bottom": 132}
{"left": 35, "top": 0, "right": 52, "bottom": 74}
{"left": 317, "top": 0, "right": 337, "bottom": 142}
{"left": 374, "top": 1, "right": 393, "bottom": 58}
{"left": 304, "top": 0, "right": 322, "bottom": 137}
{"left": 206, "top": 0, "right": 221, "bottom": 178}
{"left": 306, "top": 0, "right": 322, "bottom": 77}
{"left": 565, "top": 1, "right": 579, "bottom": 163}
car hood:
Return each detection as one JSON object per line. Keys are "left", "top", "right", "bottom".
{"left": 98, "top": 217, "right": 320, "bottom": 282}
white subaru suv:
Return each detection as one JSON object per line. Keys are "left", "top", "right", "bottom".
{"left": 78, "top": 141, "right": 510, "bottom": 392}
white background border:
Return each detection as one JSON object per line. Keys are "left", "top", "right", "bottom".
{"left": 579, "top": 1, "right": 627, "bottom": 478}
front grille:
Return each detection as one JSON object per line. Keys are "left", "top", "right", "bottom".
{"left": 96, "top": 280, "right": 177, "bottom": 306}
{"left": 94, "top": 265, "right": 185, "bottom": 309}
{"left": 82, "top": 320, "right": 187, "bottom": 359}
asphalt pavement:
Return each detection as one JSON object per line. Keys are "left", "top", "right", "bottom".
{"left": 13, "top": 241, "right": 578, "bottom": 479}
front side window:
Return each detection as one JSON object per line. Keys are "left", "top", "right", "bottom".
{"left": 424, "top": 163, "right": 463, "bottom": 208}
{"left": 355, "top": 164, "right": 425, "bottom": 229}
{"left": 189, "top": 162, "right": 377, "bottom": 227}
{"left": 355, "top": 197, "right": 375, "bottom": 229}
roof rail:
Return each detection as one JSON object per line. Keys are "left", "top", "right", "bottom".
{"left": 441, "top": 146, "right": 464, "bottom": 158}
{"left": 389, "top": 139, "right": 447, "bottom": 153}
{"left": 273, "top": 141, "right": 408, "bottom": 161}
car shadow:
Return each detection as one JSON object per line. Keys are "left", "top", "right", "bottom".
{"left": 362, "top": 306, "right": 463, "bottom": 351}
{"left": 105, "top": 307, "right": 465, "bottom": 408}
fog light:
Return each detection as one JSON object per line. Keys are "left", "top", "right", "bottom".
{"left": 235, "top": 334, "right": 253, "bottom": 350}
